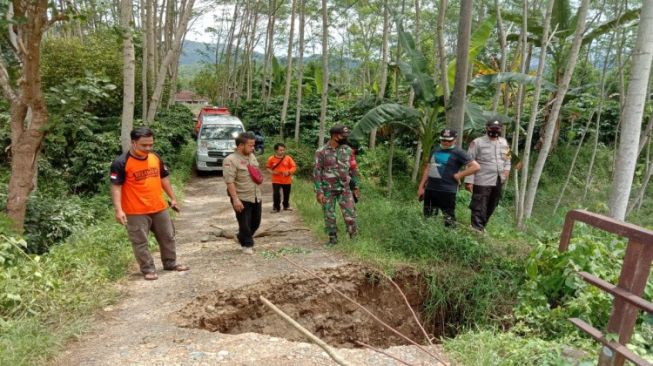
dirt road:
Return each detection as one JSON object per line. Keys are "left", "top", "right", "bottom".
{"left": 51, "top": 172, "right": 445, "bottom": 366}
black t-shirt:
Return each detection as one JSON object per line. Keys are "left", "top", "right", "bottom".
{"left": 425, "top": 146, "right": 472, "bottom": 192}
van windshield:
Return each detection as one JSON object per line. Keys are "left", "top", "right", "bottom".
{"left": 200, "top": 125, "right": 243, "bottom": 140}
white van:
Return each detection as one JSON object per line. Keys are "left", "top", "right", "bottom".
{"left": 195, "top": 114, "right": 245, "bottom": 172}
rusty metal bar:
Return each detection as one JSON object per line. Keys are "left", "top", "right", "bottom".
{"left": 577, "top": 272, "right": 653, "bottom": 314}
{"left": 558, "top": 209, "right": 653, "bottom": 252}
{"left": 558, "top": 210, "right": 653, "bottom": 366}
{"left": 569, "top": 318, "right": 652, "bottom": 366}
{"left": 598, "top": 239, "right": 653, "bottom": 366}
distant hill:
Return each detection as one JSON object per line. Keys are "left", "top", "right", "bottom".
{"left": 180, "top": 40, "right": 218, "bottom": 65}
{"left": 179, "top": 40, "right": 359, "bottom": 84}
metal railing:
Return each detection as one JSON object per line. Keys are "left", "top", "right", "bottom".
{"left": 559, "top": 209, "right": 653, "bottom": 366}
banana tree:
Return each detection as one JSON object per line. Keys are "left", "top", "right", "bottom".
{"left": 351, "top": 16, "right": 492, "bottom": 177}
{"left": 352, "top": 12, "right": 567, "bottom": 182}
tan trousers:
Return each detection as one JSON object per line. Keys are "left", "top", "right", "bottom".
{"left": 126, "top": 209, "right": 177, "bottom": 274}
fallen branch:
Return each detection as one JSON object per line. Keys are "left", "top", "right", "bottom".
{"left": 282, "top": 256, "right": 445, "bottom": 365}
{"left": 254, "top": 227, "right": 311, "bottom": 238}
{"left": 355, "top": 340, "right": 418, "bottom": 366}
{"left": 259, "top": 296, "right": 356, "bottom": 366}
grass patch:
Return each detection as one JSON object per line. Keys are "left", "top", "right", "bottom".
{"left": 443, "top": 328, "right": 592, "bottom": 365}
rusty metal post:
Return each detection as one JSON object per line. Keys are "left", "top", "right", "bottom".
{"left": 597, "top": 239, "right": 653, "bottom": 366}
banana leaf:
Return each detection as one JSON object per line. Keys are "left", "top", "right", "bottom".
{"left": 469, "top": 72, "right": 558, "bottom": 92}
{"left": 582, "top": 8, "right": 640, "bottom": 45}
{"left": 351, "top": 103, "right": 420, "bottom": 140}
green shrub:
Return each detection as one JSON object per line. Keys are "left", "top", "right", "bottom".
{"left": 514, "top": 231, "right": 653, "bottom": 361}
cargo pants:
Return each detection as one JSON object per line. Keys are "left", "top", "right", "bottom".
{"left": 322, "top": 189, "right": 357, "bottom": 237}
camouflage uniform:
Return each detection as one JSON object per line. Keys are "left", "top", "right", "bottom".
{"left": 313, "top": 144, "right": 359, "bottom": 237}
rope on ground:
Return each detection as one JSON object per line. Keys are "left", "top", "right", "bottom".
{"left": 259, "top": 296, "right": 357, "bottom": 366}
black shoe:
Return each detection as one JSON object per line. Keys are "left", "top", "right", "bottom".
{"left": 326, "top": 235, "right": 338, "bottom": 246}
{"left": 283, "top": 207, "right": 293, "bottom": 211}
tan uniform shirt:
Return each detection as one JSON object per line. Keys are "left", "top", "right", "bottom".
{"left": 223, "top": 151, "right": 262, "bottom": 203}
{"left": 464, "top": 135, "right": 511, "bottom": 186}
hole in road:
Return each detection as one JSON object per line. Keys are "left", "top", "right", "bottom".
{"left": 175, "top": 264, "right": 440, "bottom": 348}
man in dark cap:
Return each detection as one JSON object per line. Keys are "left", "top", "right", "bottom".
{"left": 417, "top": 128, "right": 480, "bottom": 226}
{"left": 464, "top": 119, "right": 512, "bottom": 232}
{"left": 313, "top": 125, "right": 360, "bottom": 245}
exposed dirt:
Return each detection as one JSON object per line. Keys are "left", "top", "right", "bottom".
{"left": 50, "top": 171, "right": 448, "bottom": 366}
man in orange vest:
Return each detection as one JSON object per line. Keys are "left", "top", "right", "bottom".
{"left": 110, "top": 127, "right": 189, "bottom": 280}
{"left": 266, "top": 143, "right": 297, "bottom": 213}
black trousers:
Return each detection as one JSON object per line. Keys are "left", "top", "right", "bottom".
{"left": 272, "top": 183, "right": 292, "bottom": 210}
{"left": 469, "top": 177, "right": 503, "bottom": 231}
{"left": 423, "top": 190, "right": 457, "bottom": 226}
{"left": 232, "top": 199, "right": 262, "bottom": 247}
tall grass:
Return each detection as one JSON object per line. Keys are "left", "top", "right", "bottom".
{"left": 292, "top": 177, "right": 527, "bottom": 333}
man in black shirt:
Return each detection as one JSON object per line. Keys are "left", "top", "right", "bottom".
{"left": 417, "top": 129, "right": 480, "bottom": 226}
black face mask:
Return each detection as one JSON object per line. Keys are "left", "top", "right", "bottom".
{"left": 487, "top": 129, "right": 501, "bottom": 138}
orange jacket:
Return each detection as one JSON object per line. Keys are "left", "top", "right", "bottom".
{"left": 266, "top": 154, "right": 297, "bottom": 184}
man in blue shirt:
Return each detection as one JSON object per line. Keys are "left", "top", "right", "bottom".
{"left": 417, "top": 129, "right": 480, "bottom": 226}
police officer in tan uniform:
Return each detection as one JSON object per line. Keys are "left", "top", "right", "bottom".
{"left": 464, "top": 119, "right": 511, "bottom": 232}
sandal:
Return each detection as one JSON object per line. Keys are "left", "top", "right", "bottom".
{"left": 164, "top": 264, "right": 190, "bottom": 272}
{"left": 144, "top": 272, "right": 158, "bottom": 281}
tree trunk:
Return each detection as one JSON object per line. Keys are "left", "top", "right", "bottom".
{"left": 411, "top": 0, "right": 422, "bottom": 182}
{"left": 608, "top": 0, "right": 653, "bottom": 221}
{"left": 436, "top": 0, "right": 449, "bottom": 109}
{"left": 294, "top": 0, "right": 306, "bottom": 143}
{"left": 221, "top": 3, "right": 240, "bottom": 105}
{"left": 628, "top": 136, "right": 653, "bottom": 214}
{"left": 518, "top": 2, "right": 554, "bottom": 225}
{"left": 318, "top": 0, "right": 328, "bottom": 146}
{"left": 523, "top": 0, "right": 590, "bottom": 220}
{"left": 121, "top": 0, "right": 136, "bottom": 152}
{"left": 146, "top": 0, "right": 156, "bottom": 100}
{"left": 166, "top": 33, "right": 185, "bottom": 108}
{"left": 145, "top": 0, "right": 195, "bottom": 123}
{"left": 370, "top": 0, "right": 390, "bottom": 150}
{"left": 583, "top": 31, "right": 616, "bottom": 201}
{"left": 246, "top": 3, "right": 260, "bottom": 102}
{"left": 280, "top": 0, "right": 297, "bottom": 139}
{"left": 492, "top": 0, "right": 507, "bottom": 113}
{"left": 447, "top": 0, "right": 472, "bottom": 134}
{"left": 553, "top": 110, "right": 596, "bottom": 213}
{"left": 141, "top": 0, "right": 148, "bottom": 120}
{"left": 1, "top": 0, "right": 52, "bottom": 231}
{"left": 262, "top": 0, "right": 277, "bottom": 106}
